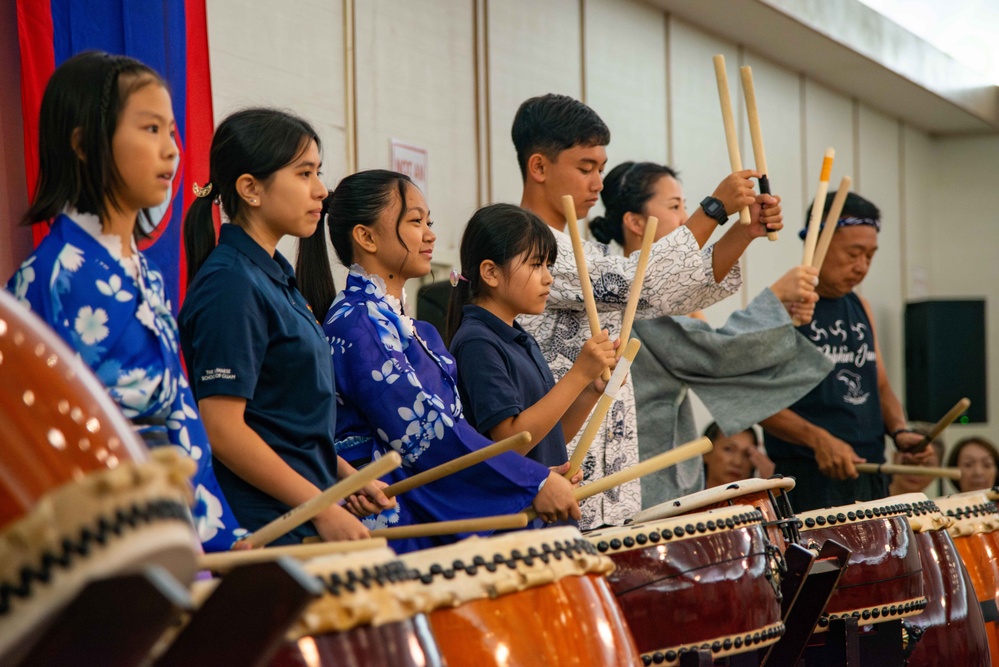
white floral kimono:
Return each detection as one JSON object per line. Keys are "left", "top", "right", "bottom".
{"left": 7, "top": 211, "right": 244, "bottom": 551}
{"left": 520, "top": 225, "right": 741, "bottom": 527}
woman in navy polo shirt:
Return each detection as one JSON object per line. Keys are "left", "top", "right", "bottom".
{"left": 296, "top": 170, "right": 580, "bottom": 553}
{"left": 179, "top": 108, "right": 391, "bottom": 545}
{"left": 446, "top": 204, "right": 616, "bottom": 484}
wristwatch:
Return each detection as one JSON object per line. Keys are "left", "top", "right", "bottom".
{"left": 700, "top": 196, "right": 729, "bottom": 225}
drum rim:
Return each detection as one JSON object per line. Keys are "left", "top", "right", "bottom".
{"left": 631, "top": 477, "right": 795, "bottom": 523}
{"left": 797, "top": 495, "right": 927, "bottom": 527}
{"left": 638, "top": 621, "right": 786, "bottom": 666}
{"left": 587, "top": 505, "right": 765, "bottom": 555}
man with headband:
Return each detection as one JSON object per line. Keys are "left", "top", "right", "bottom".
{"left": 760, "top": 192, "right": 926, "bottom": 512}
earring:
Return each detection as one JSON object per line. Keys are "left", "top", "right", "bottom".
{"left": 250, "top": 198, "right": 257, "bottom": 204}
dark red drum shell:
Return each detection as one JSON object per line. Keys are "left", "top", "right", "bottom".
{"left": 0, "top": 289, "right": 149, "bottom": 528}
{"left": 691, "top": 490, "right": 789, "bottom": 553}
{"left": 905, "top": 530, "right": 990, "bottom": 666}
{"left": 603, "top": 523, "right": 781, "bottom": 655}
{"left": 270, "top": 615, "right": 443, "bottom": 667}
{"left": 801, "top": 516, "right": 923, "bottom": 615}
{"left": 428, "top": 573, "right": 640, "bottom": 666}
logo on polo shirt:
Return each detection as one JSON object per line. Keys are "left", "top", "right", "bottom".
{"left": 202, "top": 368, "right": 236, "bottom": 382}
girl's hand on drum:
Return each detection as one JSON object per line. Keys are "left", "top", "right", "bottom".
{"left": 344, "top": 480, "right": 396, "bottom": 517}
{"left": 814, "top": 435, "right": 864, "bottom": 480}
{"left": 533, "top": 472, "right": 581, "bottom": 523}
{"left": 314, "top": 504, "right": 371, "bottom": 541}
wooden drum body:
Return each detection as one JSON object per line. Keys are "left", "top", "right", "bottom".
{"left": 632, "top": 476, "right": 798, "bottom": 554}
{"left": 902, "top": 496, "right": 990, "bottom": 666}
{"left": 935, "top": 490, "right": 999, "bottom": 662}
{"left": 590, "top": 505, "right": 784, "bottom": 665}
{"left": 0, "top": 290, "right": 199, "bottom": 663}
{"left": 400, "top": 526, "right": 639, "bottom": 667}
{"left": 798, "top": 496, "right": 926, "bottom": 629}
{"left": 270, "top": 547, "right": 443, "bottom": 667}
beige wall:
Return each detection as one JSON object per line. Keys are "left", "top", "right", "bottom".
{"left": 2, "top": 0, "right": 996, "bottom": 446}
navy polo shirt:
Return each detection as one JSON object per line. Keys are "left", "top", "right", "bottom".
{"left": 178, "top": 224, "right": 339, "bottom": 544}
{"left": 450, "top": 305, "right": 568, "bottom": 468}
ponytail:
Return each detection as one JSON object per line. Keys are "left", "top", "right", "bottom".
{"left": 590, "top": 161, "right": 678, "bottom": 247}
{"left": 444, "top": 276, "right": 473, "bottom": 346}
{"left": 183, "top": 196, "right": 218, "bottom": 286}
{"left": 296, "top": 191, "right": 338, "bottom": 320}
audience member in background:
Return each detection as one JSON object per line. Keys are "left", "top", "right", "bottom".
{"left": 948, "top": 436, "right": 999, "bottom": 493}
{"left": 702, "top": 422, "right": 775, "bottom": 489}
{"left": 887, "top": 422, "right": 945, "bottom": 496}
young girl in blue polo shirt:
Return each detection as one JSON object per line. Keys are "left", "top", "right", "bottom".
{"left": 447, "top": 204, "right": 616, "bottom": 477}
{"left": 178, "top": 109, "right": 392, "bottom": 545}
{"left": 5, "top": 51, "right": 242, "bottom": 552}
{"left": 296, "top": 170, "right": 580, "bottom": 553}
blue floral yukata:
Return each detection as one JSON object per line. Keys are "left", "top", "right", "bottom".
{"left": 6, "top": 211, "right": 244, "bottom": 551}
{"left": 325, "top": 267, "right": 549, "bottom": 553}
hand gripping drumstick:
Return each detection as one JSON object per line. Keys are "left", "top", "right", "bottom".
{"left": 200, "top": 538, "right": 390, "bottom": 572}
{"left": 369, "top": 513, "right": 529, "bottom": 540}
{"left": 381, "top": 431, "right": 531, "bottom": 497}
{"left": 812, "top": 176, "right": 852, "bottom": 270}
{"left": 855, "top": 463, "right": 961, "bottom": 481}
{"left": 801, "top": 148, "right": 836, "bottom": 267}
{"left": 239, "top": 451, "right": 402, "bottom": 548}
{"left": 563, "top": 194, "right": 611, "bottom": 382}
{"left": 526, "top": 436, "right": 713, "bottom": 521}
{"left": 617, "top": 217, "right": 658, "bottom": 359}
{"left": 904, "top": 397, "right": 972, "bottom": 455}
{"left": 740, "top": 65, "right": 777, "bottom": 241}
{"left": 713, "top": 55, "right": 751, "bottom": 225}
{"left": 565, "top": 338, "right": 642, "bottom": 480}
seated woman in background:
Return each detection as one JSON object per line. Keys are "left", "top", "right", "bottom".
{"left": 888, "top": 422, "right": 946, "bottom": 496}
{"left": 702, "top": 422, "right": 775, "bottom": 489}
{"left": 296, "top": 170, "right": 580, "bottom": 554}
{"left": 947, "top": 436, "right": 999, "bottom": 493}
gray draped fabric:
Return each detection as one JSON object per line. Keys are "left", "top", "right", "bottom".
{"left": 632, "top": 288, "right": 834, "bottom": 509}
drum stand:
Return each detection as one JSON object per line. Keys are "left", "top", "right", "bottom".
{"left": 153, "top": 557, "right": 323, "bottom": 667}
{"left": 9, "top": 565, "right": 193, "bottom": 667}
{"left": 760, "top": 540, "right": 851, "bottom": 667}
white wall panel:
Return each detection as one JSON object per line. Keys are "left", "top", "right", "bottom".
{"left": 354, "top": 0, "right": 478, "bottom": 267}
{"left": 802, "top": 80, "right": 853, "bottom": 205}
{"left": 487, "top": 0, "right": 582, "bottom": 206}
{"left": 856, "top": 105, "right": 903, "bottom": 394}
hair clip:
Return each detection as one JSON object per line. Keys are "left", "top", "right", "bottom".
{"left": 449, "top": 268, "right": 469, "bottom": 287}
{"left": 192, "top": 182, "right": 213, "bottom": 198}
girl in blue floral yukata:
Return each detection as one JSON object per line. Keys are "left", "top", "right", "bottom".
{"left": 297, "top": 170, "right": 580, "bottom": 553}
{"left": 5, "top": 51, "right": 242, "bottom": 551}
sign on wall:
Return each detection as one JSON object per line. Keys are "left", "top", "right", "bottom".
{"left": 390, "top": 139, "right": 428, "bottom": 195}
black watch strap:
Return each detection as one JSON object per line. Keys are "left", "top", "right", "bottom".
{"left": 700, "top": 196, "right": 728, "bottom": 225}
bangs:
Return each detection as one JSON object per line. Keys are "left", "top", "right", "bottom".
{"left": 517, "top": 213, "right": 558, "bottom": 266}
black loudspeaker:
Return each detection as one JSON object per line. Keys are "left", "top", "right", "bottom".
{"left": 417, "top": 279, "right": 452, "bottom": 341}
{"left": 905, "top": 299, "right": 987, "bottom": 423}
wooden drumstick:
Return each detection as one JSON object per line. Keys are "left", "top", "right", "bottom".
{"left": 713, "top": 55, "right": 750, "bottom": 225}
{"left": 856, "top": 463, "right": 961, "bottom": 481}
{"left": 529, "top": 436, "right": 713, "bottom": 521}
{"left": 565, "top": 338, "right": 642, "bottom": 480}
{"left": 801, "top": 148, "right": 836, "bottom": 267}
{"left": 382, "top": 431, "right": 531, "bottom": 497}
{"left": 618, "top": 216, "right": 658, "bottom": 358}
{"left": 563, "top": 194, "right": 610, "bottom": 382}
{"left": 906, "top": 397, "right": 972, "bottom": 454}
{"left": 369, "top": 513, "right": 529, "bottom": 539}
{"left": 239, "top": 451, "right": 402, "bottom": 548}
{"left": 812, "top": 176, "right": 852, "bottom": 270}
{"left": 200, "top": 538, "right": 389, "bottom": 572}
{"left": 740, "top": 65, "right": 777, "bottom": 241}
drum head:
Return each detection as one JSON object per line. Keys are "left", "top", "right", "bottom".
{"left": 632, "top": 477, "right": 795, "bottom": 524}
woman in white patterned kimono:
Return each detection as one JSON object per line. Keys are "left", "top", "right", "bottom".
{"left": 5, "top": 51, "right": 243, "bottom": 551}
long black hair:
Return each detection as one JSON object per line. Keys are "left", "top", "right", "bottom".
{"left": 183, "top": 107, "right": 321, "bottom": 285}
{"left": 445, "top": 203, "right": 557, "bottom": 344}
{"left": 589, "top": 161, "right": 678, "bottom": 245}
{"left": 296, "top": 170, "right": 414, "bottom": 320}
{"left": 24, "top": 50, "right": 167, "bottom": 231}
